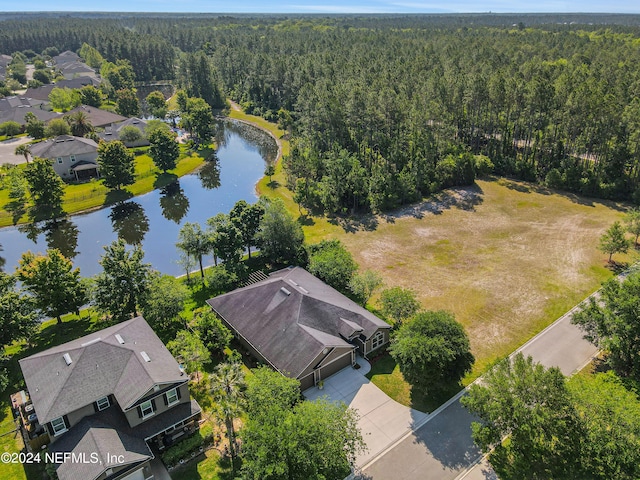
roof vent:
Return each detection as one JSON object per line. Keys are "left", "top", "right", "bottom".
{"left": 63, "top": 353, "right": 72, "bottom": 365}
{"left": 288, "top": 279, "right": 298, "bottom": 286}
{"left": 280, "top": 287, "right": 291, "bottom": 296}
{"left": 140, "top": 351, "right": 151, "bottom": 362}
{"left": 115, "top": 334, "right": 124, "bottom": 344}
{"left": 299, "top": 287, "right": 309, "bottom": 294}
{"left": 81, "top": 337, "right": 101, "bottom": 347}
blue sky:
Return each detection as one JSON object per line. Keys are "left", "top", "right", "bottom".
{"left": 9, "top": 1, "right": 640, "bottom": 14}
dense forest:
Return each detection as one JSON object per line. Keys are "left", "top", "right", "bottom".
{"left": 2, "top": 14, "right": 640, "bottom": 212}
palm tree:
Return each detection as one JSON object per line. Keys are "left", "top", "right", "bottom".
{"left": 210, "top": 362, "right": 246, "bottom": 472}
{"left": 14, "top": 144, "right": 31, "bottom": 163}
{"left": 65, "top": 111, "right": 94, "bottom": 137}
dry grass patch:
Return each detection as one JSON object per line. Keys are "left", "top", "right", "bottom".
{"left": 337, "top": 178, "right": 634, "bottom": 378}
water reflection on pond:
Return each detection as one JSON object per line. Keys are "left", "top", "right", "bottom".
{"left": 0, "top": 119, "right": 277, "bottom": 276}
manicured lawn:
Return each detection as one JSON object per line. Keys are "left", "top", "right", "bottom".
{"left": 365, "top": 352, "right": 463, "bottom": 413}
{"left": 0, "top": 144, "right": 206, "bottom": 227}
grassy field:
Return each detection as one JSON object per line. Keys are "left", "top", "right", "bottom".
{"left": 0, "top": 144, "right": 205, "bottom": 227}
{"left": 340, "top": 178, "right": 634, "bottom": 379}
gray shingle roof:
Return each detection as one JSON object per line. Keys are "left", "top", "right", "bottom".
{"left": 207, "top": 267, "right": 390, "bottom": 378}
{"left": 50, "top": 413, "right": 152, "bottom": 480}
{"left": 52, "top": 51, "right": 81, "bottom": 64}
{"left": 66, "top": 105, "right": 127, "bottom": 127}
{"left": 30, "top": 135, "right": 98, "bottom": 160}
{"left": 24, "top": 77, "right": 101, "bottom": 101}
{"left": 0, "top": 96, "right": 48, "bottom": 111}
{"left": 0, "top": 106, "right": 60, "bottom": 125}
{"left": 99, "top": 117, "right": 148, "bottom": 143}
{"left": 19, "top": 317, "right": 186, "bottom": 424}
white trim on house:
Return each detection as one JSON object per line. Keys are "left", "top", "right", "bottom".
{"left": 166, "top": 388, "right": 179, "bottom": 407}
{"left": 51, "top": 416, "right": 67, "bottom": 436}
{"left": 371, "top": 330, "right": 385, "bottom": 350}
{"left": 96, "top": 396, "right": 110, "bottom": 411}
{"left": 140, "top": 400, "right": 154, "bottom": 419}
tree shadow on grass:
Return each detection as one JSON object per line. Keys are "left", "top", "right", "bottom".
{"left": 27, "top": 205, "right": 64, "bottom": 224}
{"left": 606, "top": 260, "right": 629, "bottom": 274}
{"left": 297, "top": 214, "right": 315, "bottom": 226}
{"left": 5, "top": 200, "right": 26, "bottom": 225}
{"left": 490, "top": 177, "right": 628, "bottom": 212}
{"left": 328, "top": 213, "right": 379, "bottom": 233}
{"left": 153, "top": 172, "right": 178, "bottom": 190}
{"left": 410, "top": 381, "right": 464, "bottom": 414}
{"left": 103, "top": 188, "right": 133, "bottom": 206}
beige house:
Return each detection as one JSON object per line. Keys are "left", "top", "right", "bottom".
{"left": 19, "top": 317, "right": 202, "bottom": 480}
{"left": 208, "top": 267, "right": 391, "bottom": 390}
{"left": 29, "top": 135, "right": 99, "bottom": 181}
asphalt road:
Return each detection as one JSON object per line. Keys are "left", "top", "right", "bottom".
{"left": 0, "top": 136, "right": 31, "bottom": 165}
{"left": 361, "top": 291, "right": 600, "bottom": 480}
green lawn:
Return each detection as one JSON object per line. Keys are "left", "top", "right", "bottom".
{"left": 0, "top": 144, "right": 206, "bottom": 227}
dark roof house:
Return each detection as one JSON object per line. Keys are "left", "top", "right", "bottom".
{"left": 208, "top": 267, "right": 391, "bottom": 390}
{"left": 66, "top": 105, "right": 127, "bottom": 128}
{"left": 24, "top": 76, "right": 101, "bottom": 101}
{"left": 19, "top": 317, "right": 202, "bottom": 480}
{"left": 0, "top": 96, "right": 48, "bottom": 111}
{"left": 0, "top": 105, "right": 60, "bottom": 125}
{"left": 52, "top": 51, "right": 81, "bottom": 65}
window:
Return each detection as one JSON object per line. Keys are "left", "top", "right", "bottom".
{"left": 140, "top": 400, "right": 154, "bottom": 419}
{"left": 96, "top": 396, "right": 110, "bottom": 411}
{"left": 371, "top": 331, "right": 385, "bottom": 350}
{"left": 166, "top": 388, "right": 179, "bottom": 406}
{"left": 69, "top": 155, "right": 76, "bottom": 162}
{"left": 51, "top": 416, "right": 67, "bottom": 436}
{"left": 57, "top": 157, "right": 63, "bottom": 164}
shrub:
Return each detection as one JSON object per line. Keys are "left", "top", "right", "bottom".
{"left": 161, "top": 427, "right": 213, "bottom": 467}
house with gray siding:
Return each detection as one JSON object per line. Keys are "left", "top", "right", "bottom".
{"left": 29, "top": 135, "right": 99, "bottom": 181}
{"left": 207, "top": 267, "right": 391, "bottom": 390}
{"left": 19, "top": 317, "right": 202, "bottom": 480}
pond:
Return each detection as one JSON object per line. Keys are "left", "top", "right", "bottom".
{"left": 0, "top": 119, "right": 278, "bottom": 277}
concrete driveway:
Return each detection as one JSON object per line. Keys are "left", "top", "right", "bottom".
{"left": 303, "top": 357, "right": 429, "bottom": 466}
{"left": 0, "top": 136, "right": 31, "bottom": 165}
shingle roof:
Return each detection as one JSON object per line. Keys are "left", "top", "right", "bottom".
{"left": 0, "top": 96, "right": 48, "bottom": 111}
{"left": 99, "top": 117, "right": 148, "bottom": 143}
{"left": 66, "top": 105, "right": 127, "bottom": 127}
{"left": 58, "top": 62, "right": 96, "bottom": 76}
{"left": 0, "top": 106, "right": 61, "bottom": 125}
{"left": 24, "top": 77, "right": 101, "bottom": 101}
{"left": 50, "top": 413, "right": 152, "bottom": 480}
{"left": 52, "top": 51, "right": 81, "bottom": 64}
{"left": 30, "top": 135, "right": 98, "bottom": 160}
{"left": 19, "top": 317, "right": 187, "bottom": 424}
{"left": 207, "top": 267, "right": 390, "bottom": 379}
